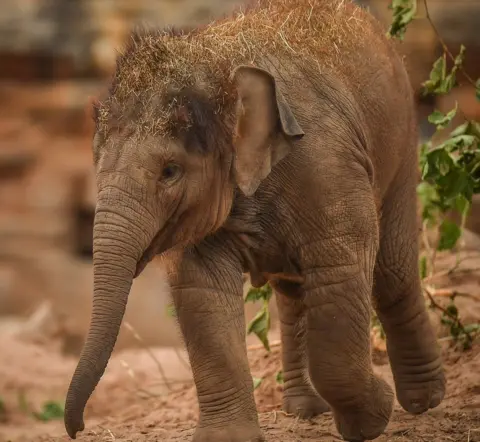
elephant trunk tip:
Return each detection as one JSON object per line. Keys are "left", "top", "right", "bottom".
{"left": 64, "top": 406, "right": 85, "bottom": 440}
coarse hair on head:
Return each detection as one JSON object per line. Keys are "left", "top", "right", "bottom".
{"left": 93, "top": 0, "right": 370, "bottom": 138}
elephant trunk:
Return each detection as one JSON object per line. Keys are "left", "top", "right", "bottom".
{"left": 64, "top": 188, "right": 158, "bottom": 439}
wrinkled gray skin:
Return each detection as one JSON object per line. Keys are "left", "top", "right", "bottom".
{"left": 64, "top": 28, "right": 446, "bottom": 442}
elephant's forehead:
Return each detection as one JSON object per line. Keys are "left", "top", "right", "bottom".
{"left": 97, "top": 134, "right": 170, "bottom": 172}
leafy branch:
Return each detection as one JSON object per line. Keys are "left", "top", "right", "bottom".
{"left": 245, "top": 283, "right": 273, "bottom": 351}
{"left": 387, "top": 0, "right": 417, "bottom": 41}
{"left": 423, "top": 286, "right": 478, "bottom": 350}
{"left": 389, "top": 0, "right": 480, "bottom": 349}
{"left": 421, "top": 0, "right": 477, "bottom": 89}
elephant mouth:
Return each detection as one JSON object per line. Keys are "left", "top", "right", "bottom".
{"left": 134, "top": 229, "right": 168, "bottom": 278}
{"left": 134, "top": 246, "right": 156, "bottom": 278}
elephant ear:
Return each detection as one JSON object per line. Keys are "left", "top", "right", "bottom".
{"left": 230, "top": 65, "right": 305, "bottom": 196}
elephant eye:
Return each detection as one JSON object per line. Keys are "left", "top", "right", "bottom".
{"left": 160, "top": 162, "right": 183, "bottom": 183}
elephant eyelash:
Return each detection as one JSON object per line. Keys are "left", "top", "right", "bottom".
{"left": 162, "top": 163, "right": 182, "bottom": 178}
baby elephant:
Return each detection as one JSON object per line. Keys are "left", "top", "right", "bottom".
{"left": 64, "top": 0, "right": 446, "bottom": 440}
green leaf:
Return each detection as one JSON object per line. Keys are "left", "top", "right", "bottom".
{"left": 445, "top": 302, "right": 459, "bottom": 318}
{"left": 449, "top": 120, "right": 480, "bottom": 139}
{"left": 440, "top": 315, "right": 453, "bottom": 326}
{"left": 252, "top": 376, "right": 263, "bottom": 390}
{"left": 370, "top": 313, "right": 386, "bottom": 340}
{"left": 436, "top": 169, "right": 475, "bottom": 202}
{"left": 454, "top": 45, "right": 466, "bottom": 67}
{"left": 476, "top": 78, "right": 480, "bottom": 102}
{"left": 453, "top": 194, "right": 471, "bottom": 219}
{"left": 463, "top": 323, "right": 480, "bottom": 334}
{"left": 166, "top": 304, "right": 177, "bottom": 318}
{"left": 422, "top": 55, "right": 447, "bottom": 95}
{"left": 247, "top": 305, "right": 271, "bottom": 351}
{"left": 441, "top": 45, "right": 466, "bottom": 93}
{"left": 245, "top": 289, "right": 263, "bottom": 304}
{"left": 32, "top": 401, "right": 64, "bottom": 422}
{"left": 437, "top": 219, "right": 462, "bottom": 251}
{"left": 428, "top": 104, "right": 457, "bottom": 130}
{"left": 246, "top": 283, "right": 273, "bottom": 350}
{"left": 422, "top": 148, "right": 455, "bottom": 180}
{"left": 439, "top": 134, "right": 477, "bottom": 153}
{"left": 419, "top": 255, "right": 428, "bottom": 280}
{"left": 245, "top": 283, "right": 273, "bottom": 304}
{"left": 422, "top": 46, "right": 465, "bottom": 96}
{"left": 450, "top": 121, "right": 470, "bottom": 137}
{"left": 275, "top": 370, "right": 284, "bottom": 385}
{"left": 417, "top": 181, "right": 440, "bottom": 222}
{"left": 387, "top": 0, "right": 417, "bottom": 40}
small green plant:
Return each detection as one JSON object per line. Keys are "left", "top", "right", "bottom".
{"left": 252, "top": 376, "right": 263, "bottom": 390}
{"left": 371, "top": 313, "right": 386, "bottom": 341}
{"left": 275, "top": 370, "right": 284, "bottom": 385}
{"left": 166, "top": 303, "right": 177, "bottom": 318}
{"left": 32, "top": 401, "right": 64, "bottom": 422}
{"left": 17, "top": 391, "right": 64, "bottom": 422}
{"left": 387, "top": 0, "right": 417, "bottom": 41}
{"left": 245, "top": 283, "right": 273, "bottom": 351}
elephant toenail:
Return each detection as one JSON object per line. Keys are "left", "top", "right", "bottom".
{"left": 410, "top": 401, "right": 426, "bottom": 414}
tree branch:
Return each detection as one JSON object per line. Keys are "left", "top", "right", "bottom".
{"left": 423, "top": 0, "right": 476, "bottom": 87}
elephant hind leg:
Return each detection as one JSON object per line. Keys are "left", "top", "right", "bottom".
{"left": 373, "top": 165, "right": 446, "bottom": 414}
{"left": 274, "top": 284, "right": 330, "bottom": 419}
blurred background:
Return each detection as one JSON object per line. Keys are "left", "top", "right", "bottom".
{"left": 0, "top": 0, "right": 479, "bottom": 357}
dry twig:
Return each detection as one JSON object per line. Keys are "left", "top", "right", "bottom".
{"left": 97, "top": 426, "right": 116, "bottom": 441}
{"left": 423, "top": 266, "right": 480, "bottom": 284}
{"left": 123, "top": 321, "right": 171, "bottom": 390}
{"left": 119, "top": 359, "right": 164, "bottom": 398}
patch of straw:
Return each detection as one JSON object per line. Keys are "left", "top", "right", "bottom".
{"left": 97, "top": 0, "right": 373, "bottom": 135}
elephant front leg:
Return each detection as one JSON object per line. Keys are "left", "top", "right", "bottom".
{"left": 274, "top": 286, "right": 330, "bottom": 418}
{"left": 299, "top": 188, "right": 394, "bottom": 441}
{"left": 169, "top": 248, "right": 263, "bottom": 442}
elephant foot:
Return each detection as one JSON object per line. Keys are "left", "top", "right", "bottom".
{"left": 394, "top": 368, "right": 446, "bottom": 415}
{"left": 385, "top": 321, "right": 446, "bottom": 415}
{"left": 334, "top": 376, "right": 394, "bottom": 442}
{"left": 192, "top": 422, "right": 264, "bottom": 442}
{"left": 283, "top": 388, "right": 330, "bottom": 419}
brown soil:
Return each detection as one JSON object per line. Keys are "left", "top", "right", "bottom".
{"left": 0, "top": 249, "right": 479, "bottom": 442}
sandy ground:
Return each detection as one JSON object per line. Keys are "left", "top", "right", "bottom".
{"left": 0, "top": 248, "right": 479, "bottom": 442}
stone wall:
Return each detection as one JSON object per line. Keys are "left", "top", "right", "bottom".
{"left": 0, "top": 0, "right": 245, "bottom": 78}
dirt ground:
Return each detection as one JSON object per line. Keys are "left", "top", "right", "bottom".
{"left": 0, "top": 247, "right": 479, "bottom": 442}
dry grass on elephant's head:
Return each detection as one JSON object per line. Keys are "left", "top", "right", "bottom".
{"left": 95, "top": 0, "right": 374, "bottom": 136}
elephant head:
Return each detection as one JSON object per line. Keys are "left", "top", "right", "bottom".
{"left": 64, "top": 64, "right": 304, "bottom": 439}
